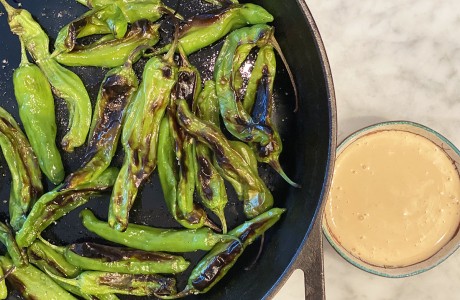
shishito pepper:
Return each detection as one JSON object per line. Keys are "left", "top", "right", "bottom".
{"left": 15, "top": 167, "right": 119, "bottom": 248}
{"left": 193, "top": 81, "right": 229, "bottom": 233}
{"left": 108, "top": 45, "right": 178, "bottom": 232}
{"left": 158, "top": 208, "right": 286, "bottom": 298}
{"left": 175, "top": 98, "right": 273, "bottom": 218}
{"left": 81, "top": 209, "right": 236, "bottom": 252}
{"left": 14, "top": 42, "right": 64, "bottom": 184}
{"left": 0, "top": 222, "right": 27, "bottom": 267}
{"left": 54, "top": 4, "right": 128, "bottom": 54}
{"left": 0, "top": 107, "right": 43, "bottom": 231}
{"left": 46, "top": 270, "right": 176, "bottom": 297}
{"left": 159, "top": 3, "right": 273, "bottom": 55}
{"left": 40, "top": 240, "right": 190, "bottom": 274}
{"left": 0, "top": 268, "right": 6, "bottom": 300}
{"left": 0, "top": 255, "right": 77, "bottom": 300}
{"left": 64, "top": 53, "right": 139, "bottom": 189}
{"left": 56, "top": 20, "right": 160, "bottom": 68}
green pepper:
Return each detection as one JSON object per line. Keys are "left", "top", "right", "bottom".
{"left": 231, "top": 43, "right": 256, "bottom": 97}
{"left": 0, "top": 267, "right": 6, "bottom": 300}
{"left": 64, "top": 55, "right": 139, "bottom": 189}
{"left": 0, "top": 0, "right": 49, "bottom": 61}
{"left": 108, "top": 48, "right": 178, "bottom": 232}
{"left": 46, "top": 270, "right": 176, "bottom": 297}
{"left": 56, "top": 20, "right": 160, "bottom": 68}
{"left": 13, "top": 41, "right": 64, "bottom": 184}
{"left": 15, "top": 168, "right": 119, "bottom": 248}
{"left": 194, "top": 81, "right": 229, "bottom": 233}
{"left": 159, "top": 3, "right": 273, "bottom": 55}
{"left": 81, "top": 209, "right": 236, "bottom": 252}
{"left": 175, "top": 98, "right": 273, "bottom": 218}
{"left": 54, "top": 4, "right": 128, "bottom": 54}
{"left": 0, "top": 222, "right": 27, "bottom": 267}
{"left": 37, "top": 57, "right": 92, "bottom": 152}
{"left": 158, "top": 208, "right": 286, "bottom": 298}
{"left": 0, "top": 255, "right": 77, "bottom": 300}
{"left": 0, "top": 107, "right": 43, "bottom": 230}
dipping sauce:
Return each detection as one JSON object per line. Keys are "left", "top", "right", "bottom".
{"left": 325, "top": 130, "right": 460, "bottom": 267}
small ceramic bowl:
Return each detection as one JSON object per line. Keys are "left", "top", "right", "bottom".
{"left": 322, "top": 121, "right": 460, "bottom": 277}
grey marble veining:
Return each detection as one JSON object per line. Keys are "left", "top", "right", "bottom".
{"left": 275, "top": 0, "right": 460, "bottom": 299}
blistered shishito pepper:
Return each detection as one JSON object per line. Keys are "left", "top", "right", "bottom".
{"left": 108, "top": 47, "right": 178, "bottom": 232}
{"left": 64, "top": 54, "right": 139, "bottom": 189}
{"left": 194, "top": 81, "right": 229, "bottom": 233}
{"left": 157, "top": 208, "right": 286, "bottom": 298}
{"left": 42, "top": 240, "right": 190, "bottom": 275}
{"left": 81, "top": 209, "right": 236, "bottom": 252}
{"left": 0, "top": 0, "right": 49, "bottom": 60}
{"left": 56, "top": 20, "right": 160, "bottom": 68}
{"left": 0, "top": 268, "right": 6, "bottom": 300}
{"left": 0, "top": 255, "right": 77, "bottom": 300}
{"left": 38, "top": 57, "right": 92, "bottom": 152}
{"left": 160, "top": 3, "right": 273, "bottom": 55}
{"left": 46, "top": 270, "right": 176, "bottom": 297}
{"left": 0, "top": 0, "right": 92, "bottom": 152}
{"left": 158, "top": 115, "right": 215, "bottom": 230}
{"left": 0, "top": 107, "right": 43, "bottom": 231}
{"left": 176, "top": 98, "right": 273, "bottom": 218}
{"left": 16, "top": 168, "right": 119, "bottom": 248}
{"left": 231, "top": 43, "right": 256, "bottom": 96}
{"left": 54, "top": 4, "right": 128, "bottom": 54}
{"left": 14, "top": 42, "right": 64, "bottom": 184}
{"left": 0, "top": 222, "right": 27, "bottom": 267}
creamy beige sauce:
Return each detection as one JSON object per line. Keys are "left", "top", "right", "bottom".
{"left": 325, "top": 130, "right": 460, "bottom": 267}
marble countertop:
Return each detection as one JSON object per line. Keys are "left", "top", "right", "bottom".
{"left": 275, "top": 0, "right": 460, "bottom": 299}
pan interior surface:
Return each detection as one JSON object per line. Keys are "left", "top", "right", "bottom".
{"left": 0, "top": 0, "right": 334, "bottom": 299}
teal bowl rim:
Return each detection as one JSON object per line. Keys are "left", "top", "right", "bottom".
{"left": 322, "top": 120, "right": 460, "bottom": 278}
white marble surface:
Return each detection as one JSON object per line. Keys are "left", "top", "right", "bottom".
{"left": 276, "top": 0, "right": 460, "bottom": 299}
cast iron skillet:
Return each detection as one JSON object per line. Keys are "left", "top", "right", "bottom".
{"left": 0, "top": 0, "right": 336, "bottom": 299}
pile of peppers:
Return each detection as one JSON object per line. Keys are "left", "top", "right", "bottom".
{"left": 0, "top": 0, "right": 299, "bottom": 298}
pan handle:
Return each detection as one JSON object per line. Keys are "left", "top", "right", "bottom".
{"left": 273, "top": 213, "right": 325, "bottom": 300}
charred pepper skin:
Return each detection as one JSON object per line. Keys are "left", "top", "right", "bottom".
{"left": 54, "top": 4, "right": 128, "bottom": 54}
{"left": 0, "top": 255, "right": 77, "bottom": 300}
{"left": 46, "top": 270, "right": 177, "bottom": 297}
{"left": 194, "top": 81, "right": 229, "bottom": 233}
{"left": 160, "top": 3, "right": 273, "bottom": 55}
{"left": 64, "top": 59, "right": 139, "bottom": 189}
{"left": 42, "top": 241, "right": 191, "bottom": 275}
{"left": 175, "top": 98, "right": 273, "bottom": 218}
{"left": 14, "top": 42, "right": 64, "bottom": 185}
{"left": 158, "top": 208, "right": 286, "bottom": 298}
{"left": 56, "top": 21, "right": 160, "bottom": 68}
{"left": 81, "top": 209, "right": 236, "bottom": 252}
{"left": 15, "top": 168, "right": 119, "bottom": 248}
{"left": 0, "top": 107, "right": 43, "bottom": 231}
{"left": 0, "top": 222, "right": 27, "bottom": 267}
{"left": 108, "top": 53, "right": 178, "bottom": 232}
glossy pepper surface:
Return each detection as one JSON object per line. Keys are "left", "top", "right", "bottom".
{"left": 64, "top": 57, "right": 139, "bottom": 189}
{"left": 81, "top": 209, "right": 236, "bottom": 252}
{"left": 158, "top": 208, "right": 286, "bottom": 298}
{"left": 54, "top": 4, "right": 128, "bottom": 54}
{"left": 14, "top": 42, "right": 64, "bottom": 184}
{"left": 0, "top": 107, "right": 43, "bottom": 231}
{"left": 0, "top": 255, "right": 77, "bottom": 300}
{"left": 0, "top": 222, "right": 27, "bottom": 267}
{"left": 56, "top": 20, "right": 160, "bottom": 68}
{"left": 161, "top": 3, "right": 273, "bottom": 55}
{"left": 0, "top": 268, "right": 6, "bottom": 300}
{"left": 16, "top": 168, "right": 119, "bottom": 248}
{"left": 108, "top": 50, "right": 178, "bottom": 232}
{"left": 175, "top": 98, "right": 273, "bottom": 218}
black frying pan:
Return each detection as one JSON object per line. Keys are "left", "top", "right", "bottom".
{"left": 0, "top": 0, "right": 336, "bottom": 299}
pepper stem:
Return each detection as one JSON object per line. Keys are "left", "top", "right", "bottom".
{"left": 0, "top": 0, "right": 15, "bottom": 17}
{"left": 75, "top": 0, "right": 89, "bottom": 7}
{"left": 43, "top": 267, "right": 79, "bottom": 287}
{"left": 164, "top": 8, "right": 181, "bottom": 63}
{"left": 154, "top": 287, "right": 194, "bottom": 299}
{"left": 0, "top": 267, "right": 15, "bottom": 281}
{"left": 19, "top": 39, "right": 29, "bottom": 67}
{"left": 37, "top": 236, "right": 66, "bottom": 254}
{"left": 270, "top": 36, "right": 299, "bottom": 112}
{"left": 269, "top": 160, "right": 301, "bottom": 188}
{"left": 216, "top": 211, "right": 228, "bottom": 234}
